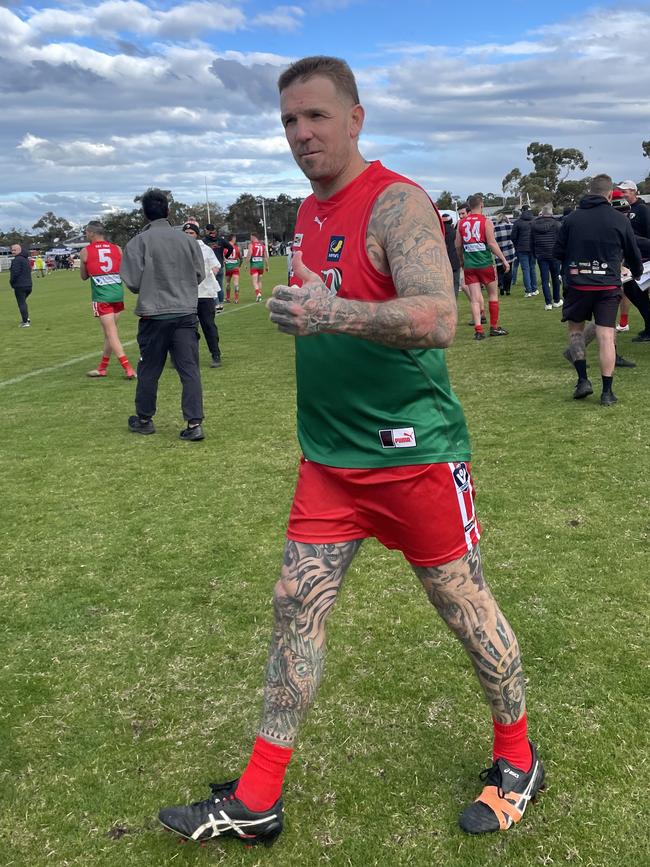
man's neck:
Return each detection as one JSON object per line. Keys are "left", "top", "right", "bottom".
{"left": 311, "top": 154, "right": 370, "bottom": 200}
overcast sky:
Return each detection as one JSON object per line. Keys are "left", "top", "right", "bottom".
{"left": 1, "top": 0, "right": 649, "bottom": 230}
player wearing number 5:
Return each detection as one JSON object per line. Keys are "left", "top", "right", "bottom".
{"left": 80, "top": 221, "right": 136, "bottom": 379}
{"left": 456, "top": 195, "right": 510, "bottom": 341}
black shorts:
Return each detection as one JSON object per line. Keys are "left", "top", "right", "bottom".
{"left": 561, "top": 286, "right": 622, "bottom": 328}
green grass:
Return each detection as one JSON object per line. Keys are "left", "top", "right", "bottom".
{"left": 0, "top": 264, "right": 649, "bottom": 866}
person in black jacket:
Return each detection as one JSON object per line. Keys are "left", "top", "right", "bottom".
{"left": 203, "top": 224, "right": 233, "bottom": 311}
{"left": 9, "top": 244, "right": 33, "bottom": 327}
{"left": 441, "top": 212, "right": 461, "bottom": 296}
{"left": 510, "top": 207, "right": 538, "bottom": 296}
{"left": 531, "top": 205, "right": 562, "bottom": 308}
{"left": 617, "top": 180, "right": 650, "bottom": 239}
{"left": 554, "top": 174, "right": 643, "bottom": 406}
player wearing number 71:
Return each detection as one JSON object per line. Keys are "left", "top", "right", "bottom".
{"left": 80, "top": 221, "right": 136, "bottom": 379}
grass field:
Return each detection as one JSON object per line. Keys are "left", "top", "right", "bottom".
{"left": 1, "top": 262, "right": 649, "bottom": 867}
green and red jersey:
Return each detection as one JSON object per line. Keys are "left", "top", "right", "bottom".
{"left": 458, "top": 213, "right": 494, "bottom": 269}
{"left": 85, "top": 241, "right": 124, "bottom": 303}
{"left": 290, "top": 160, "right": 471, "bottom": 469}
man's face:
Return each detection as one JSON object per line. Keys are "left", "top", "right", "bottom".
{"left": 280, "top": 75, "right": 364, "bottom": 184}
{"left": 10, "top": 244, "right": 20, "bottom": 255}
{"left": 622, "top": 188, "right": 637, "bottom": 204}
{"left": 458, "top": 208, "right": 468, "bottom": 220}
{"left": 184, "top": 229, "right": 198, "bottom": 240}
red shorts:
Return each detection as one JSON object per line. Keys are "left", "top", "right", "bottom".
{"left": 287, "top": 459, "right": 481, "bottom": 567}
{"left": 93, "top": 301, "right": 124, "bottom": 317}
{"left": 226, "top": 269, "right": 240, "bottom": 278}
{"left": 464, "top": 266, "right": 496, "bottom": 287}
{"left": 250, "top": 268, "right": 264, "bottom": 276}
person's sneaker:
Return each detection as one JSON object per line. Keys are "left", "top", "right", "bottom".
{"left": 552, "top": 300, "right": 563, "bottom": 308}
{"left": 158, "top": 779, "right": 283, "bottom": 846}
{"left": 531, "top": 290, "right": 539, "bottom": 296}
{"left": 562, "top": 347, "right": 573, "bottom": 364}
{"left": 19, "top": 320, "right": 31, "bottom": 328}
{"left": 180, "top": 424, "right": 205, "bottom": 441}
{"left": 474, "top": 331, "right": 486, "bottom": 341}
{"left": 616, "top": 323, "right": 630, "bottom": 332}
{"left": 632, "top": 330, "right": 650, "bottom": 342}
{"left": 128, "top": 415, "right": 155, "bottom": 435}
{"left": 615, "top": 354, "right": 636, "bottom": 369}
{"left": 573, "top": 378, "right": 593, "bottom": 400}
{"left": 256, "top": 294, "right": 262, "bottom": 303}
{"left": 489, "top": 326, "right": 509, "bottom": 336}
{"left": 87, "top": 368, "right": 107, "bottom": 378}
{"left": 524, "top": 292, "right": 533, "bottom": 298}
{"left": 210, "top": 357, "right": 222, "bottom": 368}
{"left": 544, "top": 304, "right": 552, "bottom": 311}
{"left": 600, "top": 390, "right": 618, "bottom": 407}
{"left": 459, "top": 742, "right": 544, "bottom": 834}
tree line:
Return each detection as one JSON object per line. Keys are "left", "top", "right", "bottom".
{"left": 4, "top": 141, "right": 649, "bottom": 247}
{"left": 1, "top": 191, "right": 303, "bottom": 249}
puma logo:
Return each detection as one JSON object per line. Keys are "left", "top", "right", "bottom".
{"left": 314, "top": 216, "right": 327, "bottom": 230}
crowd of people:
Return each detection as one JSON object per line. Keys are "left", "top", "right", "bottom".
{"left": 441, "top": 179, "right": 650, "bottom": 404}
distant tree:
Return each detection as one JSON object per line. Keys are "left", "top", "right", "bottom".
{"left": 643, "top": 140, "right": 650, "bottom": 159}
{"left": 227, "top": 194, "right": 265, "bottom": 235}
{"left": 186, "top": 202, "right": 227, "bottom": 232}
{"left": 0, "top": 227, "right": 33, "bottom": 247}
{"left": 503, "top": 143, "right": 588, "bottom": 208}
{"left": 554, "top": 178, "right": 590, "bottom": 209}
{"left": 265, "top": 194, "right": 302, "bottom": 241}
{"left": 436, "top": 190, "right": 455, "bottom": 209}
{"left": 103, "top": 209, "right": 144, "bottom": 247}
{"left": 639, "top": 141, "right": 650, "bottom": 194}
{"left": 32, "top": 211, "right": 73, "bottom": 247}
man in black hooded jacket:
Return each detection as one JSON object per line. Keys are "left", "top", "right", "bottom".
{"left": 553, "top": 174, "right": 643, "bottom": 406}
{"left": 511, "top": 206, "right": 538, "bottom": 296}
{"left": 9, "top": 244, "right": 33, "bottom": 327}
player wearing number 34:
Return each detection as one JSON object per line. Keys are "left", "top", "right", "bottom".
{"left": 80, "top": 221, "right": 136, "bottom": 379}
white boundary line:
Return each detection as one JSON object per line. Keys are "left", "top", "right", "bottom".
{"left": 0, "top": 301, "right": 258, "bottom": 390}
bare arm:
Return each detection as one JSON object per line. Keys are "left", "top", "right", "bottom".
{"left": 485, "top": 219, "right": 509, "bottom": 271}
{"left": 267, "top": 184, "right": 456, "bottom": 349}
{"left": 79, "top": 246, "right": 89, "bottom": 281}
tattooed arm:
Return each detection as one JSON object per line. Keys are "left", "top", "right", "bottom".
{"left": 267, "top": 183, "right": 457, "bottom": 349}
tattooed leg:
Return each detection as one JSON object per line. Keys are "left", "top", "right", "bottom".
{"left": 259, "top": 539, "right": 363, "bottom": 746}
{"left": 412, "top": 544, "right": 526, "bottom": 724}
{"left": 567, "top": 321, "right": 587, "bottom": 360}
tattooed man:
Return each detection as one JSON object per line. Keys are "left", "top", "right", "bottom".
{"left": 159, "top": 55, "right": 545, "bottom": 846}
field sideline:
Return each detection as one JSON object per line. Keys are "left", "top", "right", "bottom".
{"left": 1, "top": 262, "right": 648, "bottom": 866}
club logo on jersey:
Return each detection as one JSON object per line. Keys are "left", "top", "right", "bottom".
{"left": 327, "top": 236, "right": 345, "bottom": 262}
{"left": 378, "top": 427, "right": 417, "bottom": 449}
{"left": 452, "top": 463, "right": 470, "bottom": 492}
{"left": 321, "top": 267, "right": 342, "bottom": 295}
{"left": 293, "top": 233, "right": 303, "bottom": 248}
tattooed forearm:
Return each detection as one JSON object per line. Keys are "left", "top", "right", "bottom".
{"left": 259, "top": 539, "right": 362, "bottom": 746}
{"left": 413, "top": 544, "right": 526, "bottom": 725}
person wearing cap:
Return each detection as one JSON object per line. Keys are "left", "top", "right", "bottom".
{"left": 203, "top": 224, "right": 233, "bottom": 311}
{"left": 617, "top": 181, "right": 650, "bottom": 240}
{"left": 554, "top": 174, "right": 643, "bottom": 406}
{"left": 183, "top": 222, "right": 222, "bottom": 368}
{"left": 611, "top": 192, "right": 650, "bottom": 342}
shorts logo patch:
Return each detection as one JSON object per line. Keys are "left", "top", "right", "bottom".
{"left": 293, "top": 233, "right": 303, "bottom": 248}
{"left": 378, "top": 427, "right": 416, "bottom": 448}
{"left": 327, "top": 236, "right": 345, "bottom": 262}
{"left": 453, "top": 463, "right": 470, "bottom": 492}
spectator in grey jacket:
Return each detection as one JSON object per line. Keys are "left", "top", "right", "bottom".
{"left": 120, "top": 189, "right": 206, "bottom": 441}
{"left": 9, "top": 245, "right": 33, "bottom": 327}
{"left": 531, "top": 205, "right": 562, "bottom": 309}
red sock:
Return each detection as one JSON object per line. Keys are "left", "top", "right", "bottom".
{"left": 619, "top": 313, "right": 629, "bottom": 327}
{"left": 492, "top": 715, "right": 532, "bottom": 772}
{"left": 489, "top": 301, "right": 499, "bottom": 329}
{"left": 118, "top": 355, "right": 130, "bottom": 370}
{"left": 98, "top": 355, "right": 110, "bottom": 372}
{"left": 235, "top": 737, "right": 293, "bottom": 811}
{"left": 475, "top": 324, "right": 484, "bottom": 333}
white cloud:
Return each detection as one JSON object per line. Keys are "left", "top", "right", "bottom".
{"left": 252, "top": 5, "right": 305, "bottom": 30}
